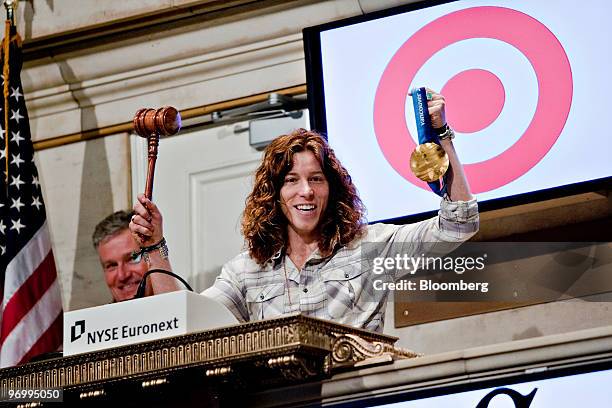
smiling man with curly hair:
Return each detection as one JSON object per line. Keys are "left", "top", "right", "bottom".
{"left": 129, "top": 90, "right": 479, "bottom": 332}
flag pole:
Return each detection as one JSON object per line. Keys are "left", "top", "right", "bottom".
{"left": 2, "top": 0, "right": 16, "bottom": 185}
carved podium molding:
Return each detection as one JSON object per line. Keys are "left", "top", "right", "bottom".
{"left": 0, "top": 314, "right": 419, "bottom": 403}
{"left": 331, "top": 333, "right": 421, "bottom": 369}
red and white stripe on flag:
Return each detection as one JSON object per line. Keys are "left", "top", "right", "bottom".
{"left": 0, "top": 222, "right": 62, "bottom": 367}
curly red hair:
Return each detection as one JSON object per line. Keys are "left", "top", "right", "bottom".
{"left": 242, "top": 128, "right": 366, "bottom": 265}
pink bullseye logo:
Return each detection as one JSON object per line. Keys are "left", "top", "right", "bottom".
{"left": 373, "top": 6, "right": 573, "bottom": 193}
{"left": 442, "top": 69, "right": 505, "bottom": 134}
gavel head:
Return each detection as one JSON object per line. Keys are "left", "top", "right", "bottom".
{"left": 133, "top": 106, "right": 182, "bottom": 138}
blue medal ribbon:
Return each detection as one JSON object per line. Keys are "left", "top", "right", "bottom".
{"left": 410, "top": 87, "right": 447, "bottom": 196}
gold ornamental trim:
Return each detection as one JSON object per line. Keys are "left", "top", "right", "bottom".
{"left": 0, "top": 314, "right": 417, "bottom": 396}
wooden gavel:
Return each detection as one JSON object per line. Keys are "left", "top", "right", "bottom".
{"left": 133, "top": 107, "right": 182, "bottom": 200}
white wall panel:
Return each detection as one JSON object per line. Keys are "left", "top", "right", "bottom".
{"left": 190, "top": 159, "right": 260, "bottom": 290}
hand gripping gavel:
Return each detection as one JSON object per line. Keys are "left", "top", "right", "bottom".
{"left": 133, "top": 107, "right": 182, "bottom": 200}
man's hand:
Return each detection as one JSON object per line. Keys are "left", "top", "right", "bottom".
{"left": 130, "top": 194, "right": 164, "bottom": 247}
{"left": 425, "top": 88, "right": 447, "bottom": 129}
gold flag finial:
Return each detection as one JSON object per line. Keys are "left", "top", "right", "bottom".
{"left": 3, "top": 0, "right": 18, "bottom": 24}
{"left": 3, "top": 0, "right": 18, "bottom": 10}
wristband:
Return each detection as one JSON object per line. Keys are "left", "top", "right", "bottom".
{"left": 435, "top": 124, "right": 455, "bottom": 141}
{"left": 132, "top": 238, "right": 169, "bottom": 265}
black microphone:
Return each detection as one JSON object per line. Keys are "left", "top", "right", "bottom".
{"left": 132, "top": 269, "right": 194, "bottom": 299}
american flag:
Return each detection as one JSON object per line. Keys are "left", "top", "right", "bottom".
{"left": 0, "top": 23, "right": 63, "bottom": 367}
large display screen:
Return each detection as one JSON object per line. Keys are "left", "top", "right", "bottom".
{"left": 372, "top": 367, "right": 612, "bottom": 407}
{"left": 304, "top": 0, "right": 612, "bottom": 222}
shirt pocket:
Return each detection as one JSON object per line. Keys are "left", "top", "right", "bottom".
{"left": 322, "top": 267, "right": 364, "bottom": 319}
{"left": 245, "top": 283, "right": 285, "bottom": 321}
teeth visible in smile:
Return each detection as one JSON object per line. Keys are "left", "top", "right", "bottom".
{"left": 296, "top": 204, "right": 315, "bottom": 211}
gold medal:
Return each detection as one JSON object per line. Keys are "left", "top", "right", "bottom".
{"left": 410, "top": 142, "right": 449, "bottom": 182}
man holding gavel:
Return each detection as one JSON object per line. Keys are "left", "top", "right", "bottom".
{"left": 129, "top": 89, "right": 478, "bottom": 332}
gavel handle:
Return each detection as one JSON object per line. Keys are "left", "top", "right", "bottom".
{"left": 145, "top": 134, "right": 160, "bottom": 200}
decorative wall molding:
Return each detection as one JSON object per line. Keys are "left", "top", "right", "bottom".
{"left": 21, "top": 0, "right": 370, "bottom": 143}
{"left": 34, "top": 85, "right": 305, "bottom": 151}
{"left": 18, "top": 1, "right": 282, "bottom": 45}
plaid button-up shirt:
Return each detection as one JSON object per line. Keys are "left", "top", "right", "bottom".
{"left": 202, "top": 197, "right": 479, "bottom": 332}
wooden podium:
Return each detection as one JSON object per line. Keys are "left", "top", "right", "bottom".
{"left": 0, "top": 314, "right": 418, "bottom": 406}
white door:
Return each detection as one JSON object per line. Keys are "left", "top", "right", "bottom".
{"left": 130, "top": 122, "right": 262, "bottom": 292}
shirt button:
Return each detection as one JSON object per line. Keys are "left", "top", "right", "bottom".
{"left": 260, "top": 294, "right": 264, "bottom": 300}
{"left": 344, "top": 273, "right": 350, "bottom": 279}
{"left": 303, "top": 287, "right": 308, "bottom": 293}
